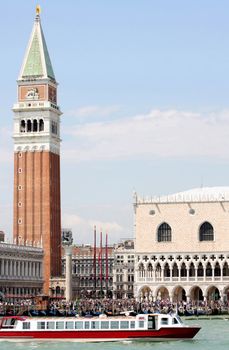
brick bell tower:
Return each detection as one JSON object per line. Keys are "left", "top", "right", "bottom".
{"left": 13, "top": 7, "right": 62, "bottom": 294}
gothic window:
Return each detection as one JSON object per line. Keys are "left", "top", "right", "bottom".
{"left": 197, "top": 262, "right": 203, "bottom": 277}
{"left": 206, "top": 262, "right": 212, "bottom": 277}
{"left": 189, "top": 262, "right": 195, "bottom": 277}
{"left": 20, "top": 120, "right": 26, "bottom": 132}
{"left": 164, "top": 262, "right": 170, "bottom": 277}
{"left": 223, "top": 262, "right": 229, "bottom": 276}
{"left": 172, "top": 262, "right": 178, "bottom": 277}
{"left": 39, "top": 119, "right": 44, "bottom": 131}
{"left": 33, "top": 119, "right": 38, "bottom": 132}
{"left": 180, "top": 262, "right": 187, "bottom": 277}
{"left": 199, "top": 222, "right": 214, "bottom": 241}
{"left": 214, "top": 262, "right": 221, "bottom": 277}
{"left": 157, "top": 223, "right": 172, "bottom": 242}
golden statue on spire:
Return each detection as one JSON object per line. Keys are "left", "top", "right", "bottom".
{"left": 36, "top": 5, "right": 41, "bottom": 15}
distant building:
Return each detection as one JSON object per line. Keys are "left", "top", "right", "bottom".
{"left": 71, "top": 244, "right": 114, "bottom": 298}
{"left": 134, "top": 187, "right": 229, "bottom": 303}
{"left": 0, "top": 231, "right": 5, "bottom": 242}
{"left": 0, "top": 242, "right": 43, "bottom": 302}
{"left": 113, "top": 239, "right": 135, "bottom": 299}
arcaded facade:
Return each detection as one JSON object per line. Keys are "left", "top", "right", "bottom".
{"left": 134, "top": 187, "right": 229, "bottom": 303}
{"left": 0, "top": 242, "right": 43, "bottom": 302}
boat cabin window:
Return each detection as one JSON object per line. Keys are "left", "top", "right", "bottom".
{"left": 56, "top": 321, "right": 64, "bottom": 330}
{"left": 138, "top": 320, "right": 145, "bottom": 328}
{"left": 161, "top": 318, "right": 169, "bottom": 325}
{"left": 75, "top": 321, "right": 83, "bottom": 329}
{"left": 84, "top": 321, "right": 90, "bottom": 329}
{"left": 91, "top": 321, "right": 100, "bottom": 329}
{"left": 172, "top": 317, "right": 178, "bottom": 324}
{"left": 101, "top": 321, "right": 109, "bottom": 329}
{"left": 22, "top": 322, "right": 30, "bottom": 330}
{"left": 110, "top": 321, "right": 119, "bottom": 329}
{"left": 37, "top": 321, "right": 46, "bottom": 330}
{"left": 66, "top": 321, "right": 74, "bottom": 329}
{"left": 120, "top": 321, "right": 129, "bottom": 329}
{"left": 47, "top": 321, "right": 55, "bottom": 329}
{"left": 130, "top": 321, "right": 135, "bottom": 329}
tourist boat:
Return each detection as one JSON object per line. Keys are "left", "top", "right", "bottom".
{"left": 0, "top": 313, "right": 200, "bottom": 342}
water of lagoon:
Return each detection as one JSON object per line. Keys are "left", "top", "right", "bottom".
{"left": 0, "top": 319, "right": 229, "bottom": 350}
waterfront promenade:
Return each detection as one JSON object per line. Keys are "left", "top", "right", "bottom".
{"left": 1, "top": 297, "right": 229, "bottom": 317}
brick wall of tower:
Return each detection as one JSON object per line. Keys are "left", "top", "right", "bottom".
{"left": 13, "top": 150, "right": 61, "bottom": 295}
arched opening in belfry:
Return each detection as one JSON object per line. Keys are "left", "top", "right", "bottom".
{"left": 20, "top": 120, "right": 26, "bottom": 132}
{"left": 33, "top": 119, "right": 38, "bottom": 132}
{"left": 39, "top": 119, "right": 44, "bottom": 131}
{"left": 27, "top": 119, "right": 32, "bottom": 132}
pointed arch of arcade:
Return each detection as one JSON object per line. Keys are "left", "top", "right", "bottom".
{"left": 172, "top": 285, "right": 187, "bottom": 302}
{"left": 223, "top": 285, "right": 229, "bottom": 302}
{"left": 139, "top": 285, "right": 152, "bottom": 300}
{"left": 206, "top": 285, "right": 220, "bottom": 301}
{"left": 154, "top": 285, "right": 169, "bottom": 300}
{"left": 189, "top": 285, "right": 204, "bottom": 302}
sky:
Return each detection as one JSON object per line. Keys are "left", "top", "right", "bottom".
{"left": 1, "top": 0, "right": 229, "bottom": 244}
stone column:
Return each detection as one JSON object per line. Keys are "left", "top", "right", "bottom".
{"left": 1, "top": 259, "right": 4, "bottom": 276}
{"left": 65, "top": 245, "right": 73, "bottom": 302}
{"left": 203, "top": 266, "right": 206, "bottom": 282}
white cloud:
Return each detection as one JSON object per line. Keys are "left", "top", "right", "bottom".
{"left": 63, "top": 109, "right": 229, "bottom": 162}
{"left": 62, "top": 213, "right": 125, "bottom": 244}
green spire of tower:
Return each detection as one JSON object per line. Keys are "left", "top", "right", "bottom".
{"left": 20, "top": 9, "right": 55, "bottom": 81}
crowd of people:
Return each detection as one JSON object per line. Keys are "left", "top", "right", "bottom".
{"left": 0, "top": 297, "right": 229, "bottom": 317}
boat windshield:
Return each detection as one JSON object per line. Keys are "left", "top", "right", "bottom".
{"left": 175, "top": 316, "right": 183, "bottom": 324}
{"left": 1, "top": 318, "right": 18, "bottom": 329}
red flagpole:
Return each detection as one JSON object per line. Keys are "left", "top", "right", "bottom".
{"left": 93, "top": 226, "right": 97, "bottom": 295}
{"left": 106, "top": 233, "right": 108, "bottom": 294}
{"left": 100, "top": 231, "right": 103, "bottom": 296}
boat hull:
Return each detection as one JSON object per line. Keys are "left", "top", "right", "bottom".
{"left": 0, "top": 327, "right": 200, "bottom": 341}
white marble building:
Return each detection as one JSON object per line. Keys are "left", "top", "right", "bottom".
{"left": 134, "top": 187, "right": 229, "bottom": 303}
{"left": 0, "top": 242, "right": 43, "bottom": 301}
